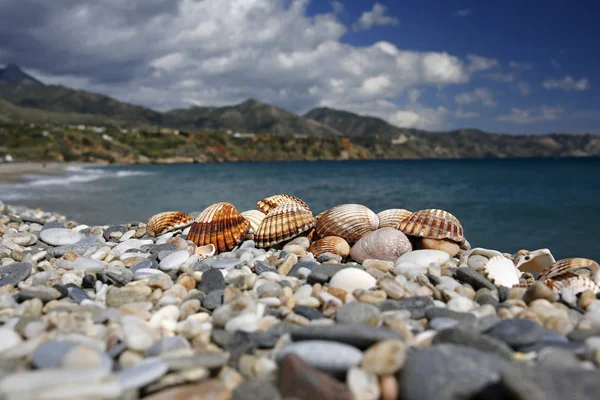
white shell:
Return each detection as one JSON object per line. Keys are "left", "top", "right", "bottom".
{"left": 394, "top": 250, "right": 451, "bottom": 268}
{"left": 195, "top": 244, "right": 216, "bottom": 259}
{"left": 514, "top": 248, "right": 555, "bottom": 274}
{"left": 483, "top": 255, "right": 521, "bottom": 288}
{"left": 459, "top": 247, "right": 504, "bottom": 266}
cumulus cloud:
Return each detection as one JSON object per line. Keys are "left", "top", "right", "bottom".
{"left": 451, "top": 9, "right": 472, "bottom": 17}
{"left": 454, "top": 109, "right": 479, "bottom": 119}
{"left": 353, "top": 3, "right": 399, "bottom": 31}
{"left": 466, "top": 55, "right": 499, "bottom": 73}
{"left": 517, "top": 81, "right": 531, "bottom": 95}
{"left": 331, "top": 1, "right": 344, "bottom": 13}
{"left": 497, "top": 106, "right": 564, "bottom": 124}
{"left": 508, "top": 61, "right": 533, "bottom": 71}
{"left": 487, "top": 72, "right": 515, "bottom": 82}
{"left": 542, "top": 76, "right": 590, "bottom": 91}
{"left": 455, "top": 88, "right": 496, "bottom": 107}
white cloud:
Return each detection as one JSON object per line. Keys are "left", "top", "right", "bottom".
{"left": 353, "top": 3, "right": 399, "bottom": 31}
{"left": 497, "top": 106, "right": 564, "bottom": 124}
{"left": 455, "top": 88, "right": 496, "bottom": 107}
{"left": 466, "top": 55, "right": 499, "bottom": 73}
{"left": 487, "top": 72, "right": 515, "bottom": 82}
{"left": 542, "top": 76, "right": 590, "bottom": 91}
{"left": 517, "top": 81, "right": 531, "bottom": 95}
{"left": 389, "top": 106, "right": 449, "bottom": 130}
{"left": 331, "top": 1, "right": 344, "bottom": 13}
{"left": 407, "top": 88, "right": 421, "bottom": 104}
{"left": 551, "top": 59, "right": 562, "bottom": 69}
{"left": 508, "top": 61, "right": 533, "bottom": 71}
{"left": 451, "top": 9, "right": 472, "bottom": 17}
{"left": 454, "top": 109, "right": 479, "bottom": 119}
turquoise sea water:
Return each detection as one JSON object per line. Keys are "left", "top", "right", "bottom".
{"left": 2, "top": 158, "right": 600, "bottom": 261}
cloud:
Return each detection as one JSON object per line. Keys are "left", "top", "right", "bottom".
{"left": 542, "top": 76, "right": 590, "bottom": 91}
{"left": 331, "top": 1, "right": 344, "bottom": 13}
{"left": 407, "top": 88, "right": 421, "bottom": 104}
{"left": 497, "top": 106, "right": 564, "bottom": 124}
{"left": 551, "top": 59, "right": 562, "bottom": 69}
{"left": 451, "top": 9, "right": 472, "bottom": 17}
{"left": 454, "top": 109, "right": 479, "bottom": 119}
{"left": 353, "top": 3, "right": 399, "bottom": 31}
{"left": 455, "top": 88, "right": 496, "bottom": 107}
{"left": 508, "top": 61, "right": 533, "bottom": 71}
{"left": 466, "top": 55, "right": 499, "bottom": 73}
{"left": 517, "top": 81, "right": 531, "bottom": 95}
{"left": 487, "top": 72, "right": 515, "bottom": 82}
{"left": 389, "top": 105, "right": 449, "bottom": 130}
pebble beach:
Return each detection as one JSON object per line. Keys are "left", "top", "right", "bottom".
{"left": 1, "top": 198, "right": 600, "bottom": 400}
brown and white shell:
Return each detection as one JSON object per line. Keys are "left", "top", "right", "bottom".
{"left": 514, "top": 248, "right": 555, "bottom": 274}
{"left": 315, "top": 204, "right": 379, "bottom": 245}
{"left": 483, "top": 255, "right": 522, "bottom": 288}
{"left": 398, "top": 209, "right": 464, "bottom": 243}
{"left": 254, "top": 202, "right": 316, "bottom": 248}
{"left": 377, "top": 209, "right": 412, "bottom": 229}
{"left": 241, "top": 210, "right": 266, "bottom": 233}
{"left": 543, "top": 273, "right": 600, "bottom": 295}
{"left": 307, "top": 236, "right": 351, "bottom": 259}
{"left": 539, "top": 258, "right": 600, "bottom": 282}
{"left": 146, "top": 211, "right": 194, "bottom": 237}
{"left": 350, "top": 227, "right": 412, "bottom": 263}
{"left": 187, "top": 202, "right": 250, "bottom": 253}
{"left": 256, "top": 194, "right": 310, "bottom": 214}
{"left": 419, "top": 238, "right": 461, "bottom": 257}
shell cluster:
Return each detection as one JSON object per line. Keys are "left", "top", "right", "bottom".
{"left": 146, "top": 211, "right": 194, "bottom": 237}
{"left": 186, "top": 202, "right": 251, "bottom": 253}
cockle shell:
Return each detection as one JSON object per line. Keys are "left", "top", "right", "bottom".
{"left": 539, "top": 258, "right": 600, "bottom": 282}
{"left": 483, "top": 255, "right": 522, "bottom": 288}
{"left": 315, "top": 204, "right": 379, "bottom": 245}
{"left": 256, "top": 194, "right": 310, "bottom": 214}
{"left": 254, "top": 202, "right": 316, "bottom": 248}
{"left": 187, "top": 202, "right": 250, "bottom": 253}
{"left": 350, "top": 227, "right": 412, "bottom": 264}
{"left": 307, "top": 236, "right": 351, "bottom": 259}
{"left": 543, "top": 273, "right": 600, "bottom": 295}
{"left": 241, "top": 210, "right": 266, "bottom": 233}
{"left": 420, "top": 238, "right": 461, "bottom": 257}
{"left": 398, "top": 209, "right": 464, "bottom": 243}
{"left": 377, "top": 209, "right": 412, "bottom": 229}
{"left": 146, "top": 211, "right": 194, "bottom": 237}
{"left": 514, "top": 248, "right": 556, "bottom": 274}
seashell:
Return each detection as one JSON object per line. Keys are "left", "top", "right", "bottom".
{"left": 256, "top": 194, "right": 310, "bottom": 214}
{"left": 514, "top": 248, "right": 555, "bottom": 274}
{"left": 187, "top": 202, "right": 250, "bottom": 253}
{"left": 315, "top": 204, "right": 379, "bottom": 245}
{"left": 544, "top": 273, "right": 600, "bottom": 295}
{"left": 377, "top": 209, "right": 412, "bottom": 229}
{"left": 241, "top": 210, "right": 266, "bottom": 233}
{"left": 307, "top": 236, "right": 350, "bottom": 259}
{"left": 482, "top": 255, "right": 522, "bottom": 288}
{"left": 539, "top": 258, "right": 600, "bottom": 282}
{"left": 350, "top": 227, "right": 412, "bottom": 264}
{"left": 398, "top": 209, "right": 464, "bottom": 243}
{"left": 254, "top": 202, "right": 316, "bottom": 248}
{"left": 194, "top": 244, "right": 216, "bottom": 259}
{"left": 459, "top": 247, "right": 504, "bottom": 266}
{"left": 146, "top": 211, "right": 194, "bottom": 237}
{"left": 419, "top": 238, "right": 460, "bottom": 258}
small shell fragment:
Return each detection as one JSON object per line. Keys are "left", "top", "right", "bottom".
{"left": 241, "top": 210, "right": 267, "bottom": 233}
{"left": 187, "top": 202, "right": 250, "bottom": 253}
{"left": 256, "top": 194, "right": 310, "bottom": 214}
{"left": 377, "top": 209, "right": 412, "bottom": 229}
{"left": 307, "top": 236, "right": 351, "bottom": 259}
{"left": 195, "top": 244, "right": 216, "bottom": 259}
{"left": 514, "top": 248, "right": 556, "bottom": 274}
{"left": 146, "top": 211, "right": 194, "bottom": 237}
{"left": 315, "top": 204, "right": 379, "bottom": 245}
{"left": 398, "top": 209, "right": 464, "bottom": 243}
{"left": 483, "top": 255, "right": 522, "bottom": 288}
{"left": 255, "top": 203, "right": 316, "bottom": 248}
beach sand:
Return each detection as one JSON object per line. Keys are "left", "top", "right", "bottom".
{"left": 0, "top": 162, "right": 73, "bottom": 183}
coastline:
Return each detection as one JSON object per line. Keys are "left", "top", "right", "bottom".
{"left": 0, "top": 162, "right": 75, "bottom": 184}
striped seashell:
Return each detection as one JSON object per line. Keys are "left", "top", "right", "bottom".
{"left": 256, "top": 194, "right": 310, "bottom": 214}
{"left": 514, "top": 248, "right": 555, "bottom": 274}
{"left": 255, "top": 202, "right": 316, "bottom": 248}
{"left": 187, "top": 202, "right": 250, "bottom": 253}
{"left": 398, "top": 209, "right": 464, "bottom": 243}
{"left": 377, "top": 209, "right": 412, "bottom": 229}
{"left": 315, "top": 204, "right": 379, "bottom": 245}
{"left": 482, "top": 255, "right": 522, "bottom": 288}
{"left": 146, "top": 211, "right": 194, "bottom": 237}
{"left": 543, "top": 273, "right": 600, "bottom": 294}
{"left": 539, "top": 258, "right": 600, "bottom": 282}
{"left": 241, "top": 210, "right": 266, "bottom": 233}
{"left": 307, "top": 236, "right": 351, "bottom": 259}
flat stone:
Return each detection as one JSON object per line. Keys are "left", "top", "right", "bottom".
{"left": 197, "top": 269, "right": 226, "bottom": 293}
{"left": 202, "top": 289, "right": 224, "bottom": 310}
{"left": 429, "top": 318, "right": 459, "bottom": 331}
{"left": 211, "top": 258, "right": 243, "bottom": 270}
{"left": 287, "top": 262, "right": 320, "bottom": 278}
{"left": 361, "top": 339, "right": 406, "bottom": 375}
{"left": 275, "top": 340, "right": 363, "bottom": 375}
{"left": 142, "top": 379, "right": 231, "bottom": 400}
{"left": 487, "top": 319, "right": 544, "bottom": 348}
{"left": 293, "top": 305, "right": 324, "bottom": 320}
{"left": 254, "top": 260, "right": 277, "bottom": 275}
{"left": 130, "top": 259, "right": 157, "bottom": 273}
{"left": 72, "top": 257, "right": 105, "bottom": 273}
{"left": 329, "top": 268, "right": 377, "bottom": 293}
{"left": 159, "top": 250, "right": 190, "bottom": 271}
{"left": 102, "top": 265, "right": 133, "bottom": 286}
{"left": 395, "top": 250, "right": 450, "bottom": 268}
{"left": 291, "top": 323, "right": 402, "bottom": 350}
{"left": 32, "top": 341, "right": 79, "bottom": 369}
{"left": 106, "top": 286, "right": 152, "bottom": 307}
{"left": 39, "top": 228, "right": 81, "bottom": 246}
{"left": 336, "top": 302, "right": 381, "bottom": 326}
{"left": 122, "top": 315, "right": 158, "bottom": 351}
{"left": 523, "top": 281, "right": 560, "bottom": 304}
{"left": 160, "top": 352, "right": 229, "bottom": 371}
{"left": 103, "top": 225, "right": 127, "bottom": 241}
{"left": 0, "top": 262, "right": 32, "bottom": 287}
{"left": 117, "top": 357, "right": 168, "bottom": 390}
{"left": 378, "top": 296, "right": 434, "bottom": 319}
{"left": 18, "top": 286, "right": 61, "bottom": 302}
{"left": 46, "top": 237, "right": 103, "bottom": 258}
{"left": 425, "top": 307, "right": 477, "bottom": 326}
{"left": 454, "top": 267, "right": 496, "bottom": 291}
{"left": 145, "top": 336, "right": 190, "bottom": 357}
{"left": 233, "top": 379, "right": 281, "bottom": 400}
{"left": 432, "top": 327, "right": 514, "bottom": 359}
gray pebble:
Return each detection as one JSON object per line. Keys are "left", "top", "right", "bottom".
{"left": 0, "top": 262, "right": 32, "bottom": 287}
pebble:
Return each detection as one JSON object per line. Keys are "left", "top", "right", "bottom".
{"left": 347, "top": 368, "right": 381, "bottom": 400}
{"left": 276, "top": 340, "right": 363, "bottom": 374}
{"left": 291, "top": 323, "right": 403, "bottom": 350}
{"left": 454, "top": 267, "right": 496, "bottom": 291}
{"left": 0, "top": 328, "right": 22, "bottom": 352}
{"left": 361, "top": 339, "right": 406, "bottom": 375}
{"left": 0, "top": 262, "right": 32, "bottom": 287}
{"left": 73, "top": 257, "right": 105, "bottom": 272}
{"left": 122, "top": 315, "right": 158, "bottom": 351}
{"left": 159, "top": 250, "right": 190, "bottom": 271}
{"left": 487, "top": 319, "right": 545, "bottom": 348}
{"left": 379, "top": 296, "right": 434, "bottom": 319}
{"left": 39, "top": 228, "right": 81, "bottom": 246}
{"left": 329, "top": 268, "right": 376, "bottom": 293}
{"left": 395, "top": 250, "right": 450, "bottom": 268}
{"left": 198, "top": 268, "right": 226, "bottom": 293}
{"left": 117, "top": 357, "right": 169, "bottom": 390}
{"left": 336, "top": 302, "right": 382, "bottom": 326}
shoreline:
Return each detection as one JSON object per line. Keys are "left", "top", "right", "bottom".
{"left": 0, "top": 162, "right": 79, "bottom": 184}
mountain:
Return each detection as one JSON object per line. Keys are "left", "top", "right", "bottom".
{"left": 164, "top": 99, "right": 342, "bottom": 136}
{"left": 0, "top": 64, "right": 43, "bottom": 86}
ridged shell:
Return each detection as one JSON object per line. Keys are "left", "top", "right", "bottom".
{"left": 146, "top": 211, "right": 194, "bottom": 237}
{"left": 307, "top": 236, "right": 350, "bottom": 259}
{"left": 187, "top": 202, "right": 250, "bottom": 253}
{"left": 514, "top": 248, "right": 555, "bottom": 274}
{"left": 483, "top": 255, "right": 522, "bottom": 288}
{"left": 377, "top": 209, "right": 412, "bottom": 229}
{"left": 241, "top": 210, "right": 266, "bottom": 233}
{"left": 255, "top": 203, "right": 316, "bottom": 248}
{"left": 398, "top": 209, "right": 464, "bottom": 243}
{"left": 544, "top": 273, "right": 600, "bottom": 294}
{"left": 350, "top": 227, "right": 412, "bottom": 263}
{"left": 315, "top": 204, "right": 379, "bottom": 245}
{"left": 256, "top": 194, "right": 310, "bottom": 214}
{"left": 539, "top": 258, "right": 600, "bottom": 282}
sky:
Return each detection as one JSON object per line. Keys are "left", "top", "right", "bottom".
{"left": 0, "top": 0, "right": 598, "bottom": 134}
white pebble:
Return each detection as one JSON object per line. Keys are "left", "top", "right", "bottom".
{"left": 395, "top": 250, "right": 451, "bottom": 268}
{"left": 73, "top": 257, "right": 106, "bottom": 273}
{"left": 329, "top": 268, "right": 376, "bottom": 293}
{"left": 39, "top": 228, "right": 81, "bottom": 246}
{"left": 225, "top": 313, "right": 259, "bottom": 333}
{"left": 159, "top": 251, "right": 190, "bottom": 271}
{"left": 0, "top": 328, "right": 22, "bottom": 352}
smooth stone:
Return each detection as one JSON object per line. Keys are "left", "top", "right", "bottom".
{"left": 103, "top": 265, "right": 133, "bottom": 285}
{"left": 39, "top": 228, "right": 81, "bottom": 246}
{"left": 0, "top": 328, "right": 22, "bottom": 352}
{"left": 73, "top": 257, "right": 105, "bottom": 273}
{"left": 361, "top": 339, "right": 406, "bottom": 375}
{"left": 197, "top": 268, "right": 226, "bottom": 293}
{"left": 112, "top": 239, "right": 144, "bottom": 256}
{"left": 336, "top": 302, "right": 381, "bottom": 326}
{"left": 103, "top": 225, "right": 127, "bottom": 241}
{"left": 142, "top": 379, "right": 231, "bottom": 400}
{"left": 279, "top": 354, "right": 352, "bottom": 399}
{"left": 81, "top": 274, "right": 96, "bottom": 289}
{"left": 106, "top": 286, "right": 152, "bottom": 307}
{"left": 46, "top": 237, "right": 103, "bottom": 258}
{"left": 394, "top": 250, "right": 451, "bottom": 268}
{"left": 523, "top": 281, "right": 560, "bottom": 304}
{"left": 447, "top": 296, "right": 476, "bottom": 313}
{"left": 347, "top": 368, "right": 380, "bottom": 400}
{"left": 130, "top": 259, "right": 156, "bottom": 273}
{"left": 117, "top": 357, "right": 169, "bottom": 390}
{"left": 202, "top": 289, "right": 224, "bottom": 310}
{"left": 32, "top": 341, "right": 79, "bottom": 369}
{"left": 254, "top": 260, "right": 277, "bottom": 275}
{"left": 159, "top": 250, "right": 190, "bottom": 271}
{"left": 467, "top": 255, "right": 489, "bottom": 270}
{"left": 287, "top": 261, "right": 319, "bottom": 278}
{"left": 0, "top": 262, "right": 32, "bottom": 287}
{"left": 60, "top": 345, "right": 112, "bottom": 370}
{"left": 378, "top": 296, "right": 434, "bottom": 319}
{"left": 232, "top": 379, "right": 281, "bottom": 400}
{"left": 293, "top": 305, "right": 324, "bottom": 320}
{"left": 429, "top": 317, "right": 459, "bottom": 331}
{"left": 225, "top": 314, "right": 259, "bottom": 333}
{"left": 487, "top": 319, "right": 544, "bottom": 348}
{"left": 161, "top": 351, "right": 229, "bottom": 371}
{"left": 291, "top": 323, "right": 403, "bottom": 350}
{"left": 275, "top": 340, "right": 363, "bottom": 374}
{"left": 18, "top": 286, "right": 61, "bottom": 302}
{"left": 212, "top": 258, "right": 243, "bottom": 270}
{"left": 329, "top": 268, "right": 376, "bottom": 293}
{"left": 425, "top": 308, "right": 477, "bottom": 326}
{"left": 145, "top": 336, "right": 190, "bottom": 357}
{"left": 454, "top": 267, "right": 496, "bottom": 291}
{"left": 432, "top": 327, "right": 514, "bottom": 359}
{"left": 121, "top": 316, "right": 158, "bottom": 351}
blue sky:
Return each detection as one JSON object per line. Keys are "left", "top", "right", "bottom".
{"left": 0, "top": 0, "right": 597, "bottom": 133}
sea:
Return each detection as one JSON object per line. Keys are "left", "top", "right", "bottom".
{"left": 2, "top": 158, "right": 599, "bottom": 261}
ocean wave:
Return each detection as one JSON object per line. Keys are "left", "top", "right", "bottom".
{"left": 11, "top": 167, "right": 155, "bottom": 188}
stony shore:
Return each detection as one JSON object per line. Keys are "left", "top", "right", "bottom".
{"left": 1, "top": 201, "right": 600, "bottom": 400}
